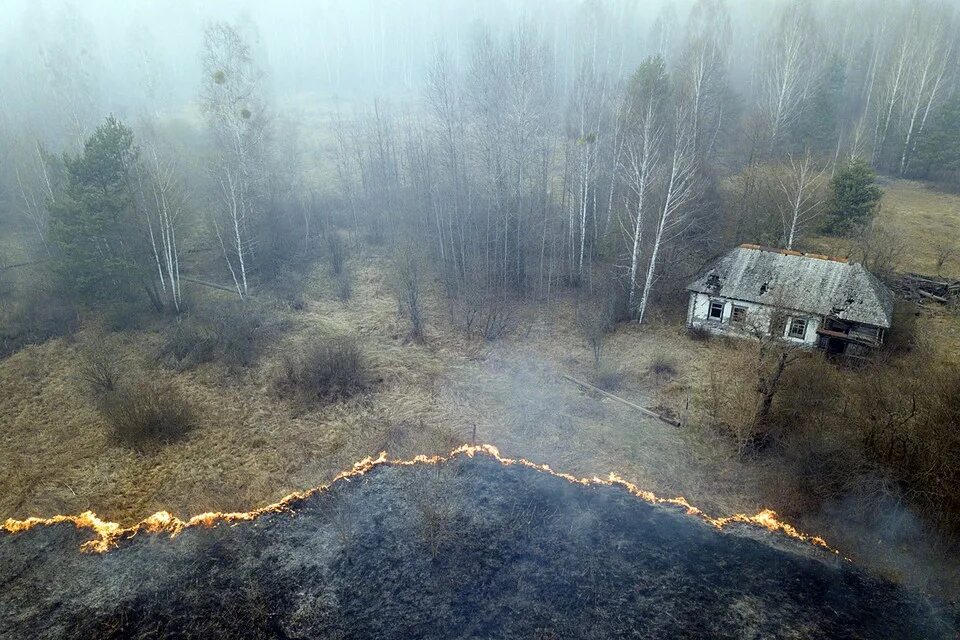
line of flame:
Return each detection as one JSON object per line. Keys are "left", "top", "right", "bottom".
{"left": 1, "top": 444, "right": 840, "bottom": 555}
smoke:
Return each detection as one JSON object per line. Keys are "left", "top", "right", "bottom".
{"left": 817, "top": 473, "right": 950, "bottom": 594}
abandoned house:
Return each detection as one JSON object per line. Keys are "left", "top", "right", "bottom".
{"left": 686, "top": 244, "right": 895, "bottom": 357}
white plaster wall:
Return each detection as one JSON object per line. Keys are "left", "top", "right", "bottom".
{"left": 688, "top": 292, "right": 820, "bottom": 345}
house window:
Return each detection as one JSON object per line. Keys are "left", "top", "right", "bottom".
{"left": 709, "top": 300, "right": 724, "bottom": 320}
{"left": 731, "top": 306, "right": 747, "bottom": 324}
{"left": 788, "top": 318, "right": 807, "bottom": 339}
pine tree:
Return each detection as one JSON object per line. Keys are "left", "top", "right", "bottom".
{"left": 48, "top": 117, "right": 150, "bottom": 305}
{"left": 915, "top": 92, "right": 960, "bottom": 181}
{"left": 822, "top": 157, "right": 882, "bottom": 234}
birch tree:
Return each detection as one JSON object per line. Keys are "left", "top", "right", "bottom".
{"left": 636, "top": 107, "right": 699, "bottom": 324}
{"left": 777, "top": 150, "right": 825, "bottom": 250}
{"left": 677, "top": 0, "right": 731, "bottom": 156}
{"left": 758, "top": 2, "right": 817, "bottom": 153}
{"left": 133, "top": 142, "right": 186, "bottom": 312}
{"left": 897, "top": 11, "right": 956, "bottom": 175}
{"left": 619, "top": 57, "right": 667, "bottom": 314}
{"left": 12, "top": 141, "right": 59, "bottom": 256}
{"left": 200, "top": 22, "right": 268, "bottom": 298}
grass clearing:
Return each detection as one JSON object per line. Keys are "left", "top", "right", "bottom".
{"left": 2, "top": 178, "right": 960, "bottom": 597}
{"left": 807, "top": 177, "right": 960, "bottom": 278}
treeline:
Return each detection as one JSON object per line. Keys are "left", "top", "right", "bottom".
{"left": 331, "top": 0, "right": 921, "bottom": 322}
{"left": 2, "top": 1, "right": 959, "bottom": 323}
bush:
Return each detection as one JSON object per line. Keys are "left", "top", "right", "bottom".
{"left": 274, "top": 337, "right": 370, "bottom": 404}
{"left": 214, "top": 302, "right": 271, "bottom": 368}
{"left": 100, "top": 379, "right": 194, "bottom": 451}
{"left": 327, "top": 233, "right": 347, "bottom": 275}
{"left": 647, "top": 354, "right": 678, "bottom": 379}
{"left": 156, "top": 301, "right": 277, "bottom": 371}
{"left": 336, "top": 269, "right": 352, "bottom": 302}
{"left": 157, "top": 320, "right": 218, "bottom": 371}
{"left": 393, "top": 249, "right": 425, "bottom": 341}
{"left": 77, "top": 338, "right": 127, "bottom": 397}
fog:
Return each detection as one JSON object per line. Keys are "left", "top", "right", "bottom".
{"left": 2, "top": 0, "right": 960, "bottom": 615}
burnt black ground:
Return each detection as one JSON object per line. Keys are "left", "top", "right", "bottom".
{"left": 0, "top": 454, "right": 955, "bottom": 639}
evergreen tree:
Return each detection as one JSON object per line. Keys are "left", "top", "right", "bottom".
{"left": 822, "top": 157, "right": 882, "bottom": 234}
{"left": 48, "top": 117, "right": 156, "bottom": 306}
{"left": 915, "top": 92, "right": 960, "bottom": 181}
{"left": 792, "top": 56, "right": 845, "bottom": 153}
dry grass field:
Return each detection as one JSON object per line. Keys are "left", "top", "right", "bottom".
{"left": 2, "top": 178, "right": 960, "bottom": 597}
{"left": 0, "top": 252, "right": 761, "bottom": 525}
{"left": 806, "top": 178, "right": 960, "bottom": 362}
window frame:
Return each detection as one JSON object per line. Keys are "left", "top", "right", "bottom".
{"left": 788, "top": 317, "right": 808, "bottom": 339}
{"left": 708, "top": 300, "right": 725, "bottom": 320}
{"left": 730, "top": 305, "right": 747, "bottom": 324}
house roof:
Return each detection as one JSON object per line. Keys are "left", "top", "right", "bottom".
{"left": 686, "top": 245, "right": 895, "bottom": 328}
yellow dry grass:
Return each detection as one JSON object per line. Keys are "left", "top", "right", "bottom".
{"left": 0, "top": 248, "right": 769, "bottom": 527}
{"left": 807, "top": 178, "right": 960, "bottom": 277}
{"left": 877, "top": 179, "right": 960, "bottom": 277}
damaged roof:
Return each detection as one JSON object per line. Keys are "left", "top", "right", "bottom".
{"left": 687, "top": 245, "right": 895, "bottom": 328}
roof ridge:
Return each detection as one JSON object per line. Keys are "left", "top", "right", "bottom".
{"left": 738, "top": 243, "right": 849, "bottom": 264}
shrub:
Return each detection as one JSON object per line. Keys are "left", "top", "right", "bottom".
{"left": 268, "top": 271, "right": 307, "bottom": 311}
{"left": 579, "top": 301, "right": 614, "bottom": 367}
{"left": 327, "top": 233, "right": 347, "bottom": 275}
{"left": 393, "top": 249, "right": 425, "bottom": 341}
{"left": 156, "top": 301, "right": 277, "bottom": 370}
{"left": 214, "top": 302, "right": 271, "bottom": 368}
{"left": 100, "top": 379, "right": 194, "bottom": 451}
{"left": 647, "top": 354, "right": 678, "bottom": 379}
{"left": 157, "top": 320, "right": 218, "bottom": 370}
{"left": 275, "top": 337, "right": 370, "bottom": 404}
{"left": 77, "top": 339, "right": 127, "bottom": 397}
{"left": 336, "top": 269, "right": 352, "bottom": 302}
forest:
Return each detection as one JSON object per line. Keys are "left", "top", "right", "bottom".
{"left": 2, "top": 0, "right": 960, "bottom": 601}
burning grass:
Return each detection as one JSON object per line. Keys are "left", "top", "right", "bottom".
{"left": 1, "top": 450, "right": 951, "bottom": 640}
{"left": 0, "top": 443, "right": 838, "bottom": 554}
{"left": 2, "top": 252, "right": 960, "bottom": 600}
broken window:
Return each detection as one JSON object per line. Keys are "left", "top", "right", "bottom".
{"left": 731, "top": 306, "right": 747, "bottom": 324}
{"left": 709, "top": 300, "right": 724, "bottom": 320}
{"left": 788, "top": 318, "right": 807, "bottom": 339}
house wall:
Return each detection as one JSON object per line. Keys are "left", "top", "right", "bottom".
{"left": 687, "top": 292, "right": 821, "bottom": 345}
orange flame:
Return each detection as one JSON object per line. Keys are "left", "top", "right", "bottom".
{"left": 1, "top": 445, "right": 840, "bottom": 555}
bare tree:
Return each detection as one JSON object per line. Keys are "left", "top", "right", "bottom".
{"left": 743, "top": 298, "right": 808, "bottom": 451}
{"left": 133, "top": 139, "right": 186, "bottom": 312}
{"left": 636, "top": 107, "right": 699, "bottom": 324}
{"left": 394, "top": 246, "right": 426, "bottom": 342}
{"left": 200, "top": 22, "right": 269, "bottom": 299}
{"left": 897, "top": 10, "right": 957, "bottom": 175}
{"left": 758, "top": 2, "right": 817, "bottom": 152}
{"left": 934, "top": 242, "right": 957, "bottom": 277}
{"left": 777, "top": 150, "right": 825, "bottom": 249}
{"left": 619, "top": 58, "right": 667, "bottom": 315}
{"left": 677, "top": 0, "right": 731, "bottom": 156}
{"left": 12, "top": 141, "right": 58, "bottom": 256}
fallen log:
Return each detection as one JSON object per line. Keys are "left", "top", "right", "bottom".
{"left": 917, "top": 289, "right": 949, "bottom": 303}
{"left": 180, "top": 275, "right": 248, "bottom": 296}
{"left": 562, "top": 374, "right": 681, "bottom": 427}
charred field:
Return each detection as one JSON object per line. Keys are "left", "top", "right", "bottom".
{"left": 0, "top": 448, "right": 954, "bottom": 640}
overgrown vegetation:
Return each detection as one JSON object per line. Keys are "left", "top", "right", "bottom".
{"left": 273, "top": 336, "right": 371, "bottom": 405}
{"left": 156, "top": 301, "right": 279, "bottom": 370}
{"left": 2, "top": 0, "right": 960, "bottom": 601}
{"left": 99, "top": 378, "right": 194, "bottom": 451}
